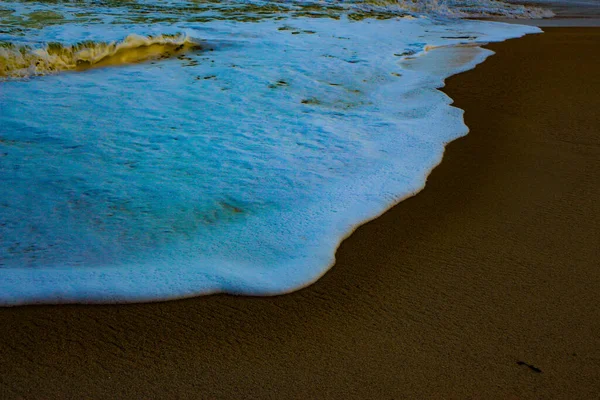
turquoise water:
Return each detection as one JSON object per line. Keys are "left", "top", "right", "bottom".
{"left": 1, "top": 1, "right": 541, "bottom": 305}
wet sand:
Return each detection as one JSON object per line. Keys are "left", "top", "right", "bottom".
{"left": 1, "top": 27, "right": 599, "bottom": 399}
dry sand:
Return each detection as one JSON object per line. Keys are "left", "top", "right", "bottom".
{"left": 1, "top": 27, "right": 599, "bottom": 399}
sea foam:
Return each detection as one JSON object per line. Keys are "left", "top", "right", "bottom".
{"left": 0, "top": 9, "right": 540, "bottom": 305}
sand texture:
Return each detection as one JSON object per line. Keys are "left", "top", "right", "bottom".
{"left": 1, "top": 27, "right": 599, "bottom": 399}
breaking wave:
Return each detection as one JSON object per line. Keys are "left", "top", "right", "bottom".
{"left": 0, "top": 34, "right": 202, "bottom": 79}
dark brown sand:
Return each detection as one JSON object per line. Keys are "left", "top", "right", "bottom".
{"left": 1, "top": 28, "right": 599, "bottom": 399}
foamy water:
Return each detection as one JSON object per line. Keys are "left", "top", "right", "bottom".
{"left": 506, "top": 0, "right": 599, "bottom": 18}
{"left": 1, "top": 1, "right": 541, "bottom": 305}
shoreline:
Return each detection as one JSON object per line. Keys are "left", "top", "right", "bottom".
{"left": 1, "top": 27, "right": 599, "bottom": 398}
{"left": 0, "top": 21, "right": 539, "bottom": 307}
{"left": 493, "top": 17, "right": 600, "bottom": 27}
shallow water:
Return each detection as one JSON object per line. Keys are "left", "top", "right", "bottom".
{"left": 1, "top": 1, "right": 541, "bottom": 305}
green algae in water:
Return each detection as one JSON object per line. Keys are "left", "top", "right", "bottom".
{"left": 26, "top": 10, "right": 64, "bottom": 21}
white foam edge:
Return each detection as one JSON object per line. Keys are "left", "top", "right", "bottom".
{"left": 0, "top": 21, "right": 541, "bottom": 306}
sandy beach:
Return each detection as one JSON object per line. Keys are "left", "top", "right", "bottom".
{"left": 1, "top": 27, "right": 599, "bottom": 399}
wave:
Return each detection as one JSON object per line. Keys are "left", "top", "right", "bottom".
{"left": 0, "top": 34, "right": 202, "bottom": 79}
{"left": 348, "top": 0, "right": 554, "bottom": 19}
{"left": 0, "top": 15, "right": 541, "bottom": 305}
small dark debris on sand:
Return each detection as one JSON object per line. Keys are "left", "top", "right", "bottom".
{"left": 517, "top": 361, "right": 542, "bottom": 374}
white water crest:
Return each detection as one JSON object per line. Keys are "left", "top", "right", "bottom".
{"left": 1, "top": 2, "right": 541, "bottom": 305}
{"left": 1, "top": 34, "right": 202, "bottom": 78}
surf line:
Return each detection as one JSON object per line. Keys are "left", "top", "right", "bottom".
{"left": 0, "top": 34, "right": 205, "bottom": 78}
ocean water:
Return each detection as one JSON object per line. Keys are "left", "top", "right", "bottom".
{"left": 503, "top": 0, "right": 599, "bottom": 20}
{"left": 0, "top": 1, "right": 542, "bottom": 305}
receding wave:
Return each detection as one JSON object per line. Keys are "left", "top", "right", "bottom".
{"left": 0, "top": 33, "right": 202, "bottom": 78}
